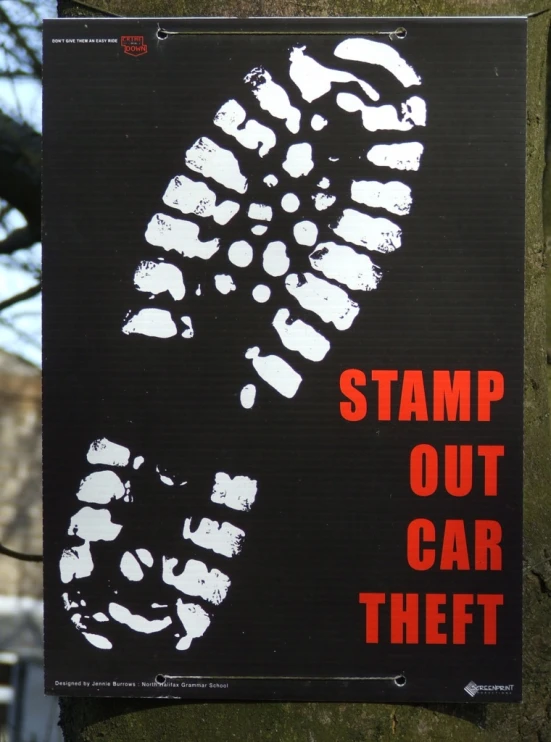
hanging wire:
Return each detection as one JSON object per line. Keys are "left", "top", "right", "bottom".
{"left": 156, "top": 24, "right": 407, "bottom": 40}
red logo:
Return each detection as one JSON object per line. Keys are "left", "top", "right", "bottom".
{"left": 121, "top": 35, "right": 148, "bottom": 57}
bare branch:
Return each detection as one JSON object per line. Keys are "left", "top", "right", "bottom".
{"left": 18, "top": 0, "right": 52, "bottom": 16}
{"left": 16, "top": 0, "right": 42, "bottom": 10}
{"left": 0, "top": 204, "right": 13, "bottom": 223}
{"left": 0, "top": 226, "right": 38, "bottom": 255}
{"left": 0, "top": 541, "right": 42, "bottom": 563}
{"left": 0, "top": 316, "right": 41, "bottom": 348}
{"left": 0, "top": 111, "right": 41, "bottom": 239}
{"left": 0, "top": 283, "right": 41, "bottom": 313}
{"left": 0, "top": 256, "right": 42, "bottom": 279}
{"left": 2, "top": 310, "right": 40, "bottom": 320}
{"left": 14, "top": 24, "right": 45, "bottom": 32}
{"left": 0, "top": 7, "right": 42, "bottom": 78}
{"left": 0, "top": 70, "right": 37, "bottom": 79}
{"left": 0, "top": 40, "right": 33, "bottom": 65}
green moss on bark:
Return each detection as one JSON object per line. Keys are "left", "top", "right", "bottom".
{"left": 57, "top": 2, "right": 551, "bottom": 740}
{"left": 61, "top": 0, "right": 551, "bottom": 17}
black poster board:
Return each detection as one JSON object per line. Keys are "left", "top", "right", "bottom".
{"left": 42, "top": 17, "right": 526, "bottom": 702}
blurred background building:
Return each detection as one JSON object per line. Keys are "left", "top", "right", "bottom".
{"left": 0, "top": 348, "right": 59, "bottom": 742}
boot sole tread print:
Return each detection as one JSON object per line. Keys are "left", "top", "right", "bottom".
{"left": 59, "top": 35, "right": 426, "bottom": 654}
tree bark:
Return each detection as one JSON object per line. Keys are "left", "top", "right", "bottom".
{"left": 56, "top": 1, "right": 551, "bottom": 739}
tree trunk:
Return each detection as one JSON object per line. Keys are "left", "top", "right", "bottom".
{"left": 56, "top": 0, "right": 551, "bottom": 739}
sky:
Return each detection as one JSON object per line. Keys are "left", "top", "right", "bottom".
{"left": 0, "top": 0, "right": 57, "bottom": 367}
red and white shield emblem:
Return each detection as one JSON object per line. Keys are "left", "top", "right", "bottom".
{"left": 121, "top": 36, "right": 148, "bottom": 57}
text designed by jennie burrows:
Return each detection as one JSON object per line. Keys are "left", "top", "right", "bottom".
{"left": 340, "top": 369, "right": 507, "bottom": 646}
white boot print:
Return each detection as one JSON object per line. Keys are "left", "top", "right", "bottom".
{"left": 59, "top": 35, "right": 427, "bottom": 654}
